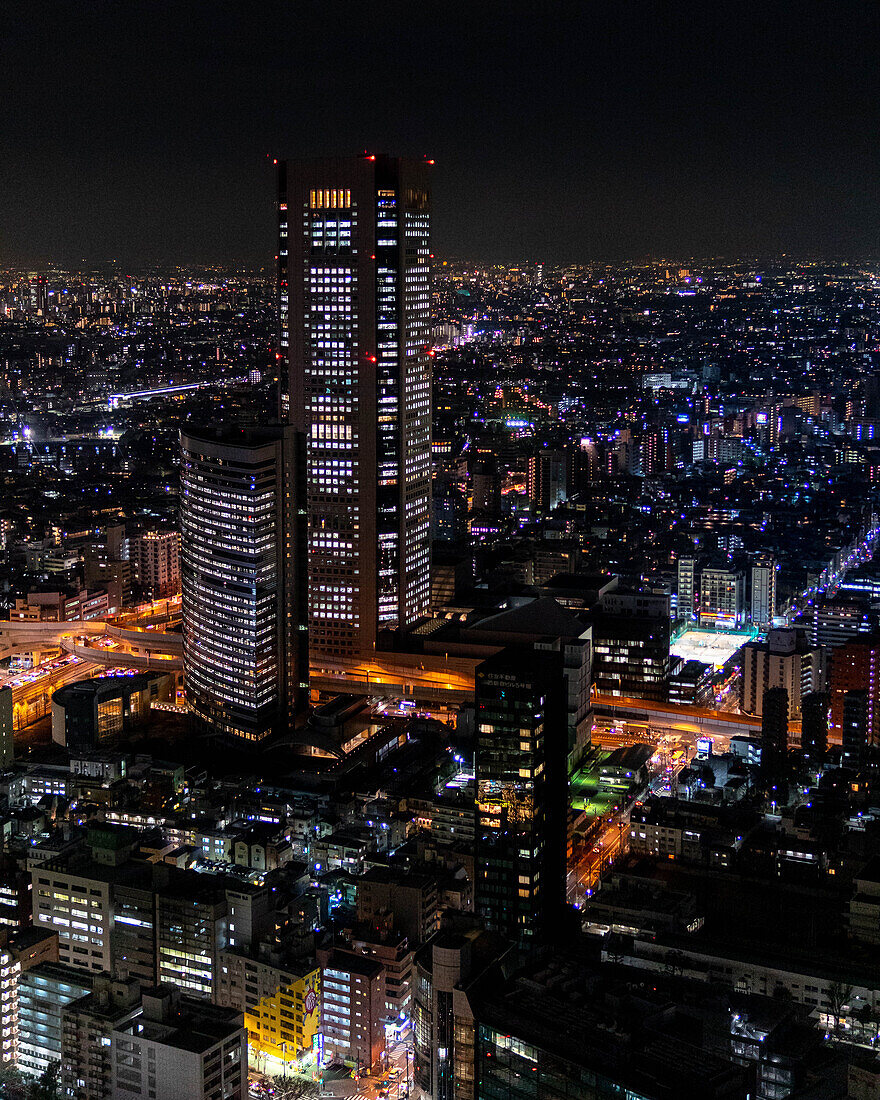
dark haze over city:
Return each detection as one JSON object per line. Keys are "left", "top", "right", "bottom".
{"left": 3, "top": 0, "right": 880, "bottom": 266}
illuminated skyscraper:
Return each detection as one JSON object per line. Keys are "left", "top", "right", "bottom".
{"left": 180, "top": 426, "right": 307, "bottom": 742}
{"left": 474, "top": 648, "right": 568, "bottom": 947}
{"left": 277, "top": 155, "right": 433, "bottom": 662}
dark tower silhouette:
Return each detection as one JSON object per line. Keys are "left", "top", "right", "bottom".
{"left": 800, "top": 691, "right": 829, "bottom": 765}
{"left": 842, "top": 689, "right": 869, "bottom": 771}
{"left": 474, "top": 647, "right": 568, "bottom": 947}
{"left": 760, "top": 687, "right": 789, "bottom": 802}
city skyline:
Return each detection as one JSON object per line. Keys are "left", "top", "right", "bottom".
{"left": 3, "top": 3, "right": 880, "bottom": 1090}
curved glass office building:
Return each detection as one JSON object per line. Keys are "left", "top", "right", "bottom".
{"left": 180, "top": 426, "right": 306, "bottom": 742}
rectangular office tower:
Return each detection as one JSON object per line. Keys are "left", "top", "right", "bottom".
{"left": 277, "top": 155, "right": 433, "bottom": 662}
{"left": 180, "top": 426, "right": 307, "bottom": 742}
{"left": 474, "top": 648, "right": 568, "bottom": 947}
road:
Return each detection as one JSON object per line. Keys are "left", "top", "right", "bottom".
{"left": 568, "top": 813, "right": 630, "bottom": 904}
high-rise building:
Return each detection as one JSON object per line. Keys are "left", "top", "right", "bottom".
{"left": 277, "top": 155, "right": 433, "bottom": 662}
{"left": 750, "top": 556, "right": 777, "bottom": 629}
{"left": 699, "top": 567, "right": 746, "bottom": 628}
{"left": 474, "top": 648, "right": 568, "bottom": 947}
{"left": 591, "top": 591, "right": 671, "bottom": 703}
{"left": 800, "top": 691, "right": 829, "bottom": 764}
{"left": 828, "top": 634, "right": 880, "bottom": 746}
{"left": 677, "top": 555, "right": 696, "bottom": 622}
{"left": 741, "top": 628, "right": 827, "bottom": 720}
{"left": 180, "top": 425, "right": 307, "bottom": 743}
{"left": 760, "top": 687, "right": 789, "bottom": 799}
{"left": 842, "top": 690, "right": 870, "bottom": 771}
{"left": 412, "top": 928, "right": 513, "bottom": 1100}
{"left": 18, "top": 963, "right": 94, "bottom": 1079}
{"left": 317, "top": 949, "right": 386, "bottom": 1073}
{"left": 527, "top": 449, "right": 567, "bottom": 511}
{"left": 131, "top": 528, "right": 180, "bottom": 598}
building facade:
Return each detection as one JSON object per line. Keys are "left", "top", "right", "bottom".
{"left": 699, "top": 567, "right": 746, "bottom": 628}
{"left": 741, "top": 629, "right": 827, "bottom": 720}
{"left": 474, "top": 648, "right": 568, "bottom": 947}
{"left": 750, "top": 557, "right": 777, "bottom": 630}
{"left": 216, "top": 948, "right": 321, "bottom": 1071}
{"left": 180, "top": 425, "right": 307, "bottom": 742}
{"left": 277, "top": 155, "right": 433, "bottom": 662}
{"left": 131, "top": 529, "right": 180, "bottom": 598}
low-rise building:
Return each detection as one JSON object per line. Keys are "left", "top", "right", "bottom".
{"left": 110, "top": 985, "right": 245, "bottom": 1100}
{"left": 216, "top": 943, "right": 321, "bottom": 1072}
{"left": 317, "top": 948, "right": 385, "bottom": 1073}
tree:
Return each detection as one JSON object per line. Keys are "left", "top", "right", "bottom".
{"left": 269, "top": 1077, "right": 319, "bottom": 1100}
{"left": 0, "top": 1064, "right": 29, "bottom": 1100}
{"left": 27, "top": 1062, "right": 60, "bottom": 1100}
{"left": 826, "top": 981, "right": 854, "bottom": 1040}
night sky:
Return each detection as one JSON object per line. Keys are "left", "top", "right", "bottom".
{"left": 3, "top": 1, "right": 880, "bottom": 267}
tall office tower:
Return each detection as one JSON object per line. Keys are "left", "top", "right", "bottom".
{"left": 750, "top": 556, "right": 777, "bottom": 630}
{"left": 474, "top": 648, "right": 568, "bottom": 947}
{"left": 800, "top": 691, "right": 829, "bottom": 764}
{"left": 180, "top": 426, "right": 307, "bottom": 743}
{"left": 277, "top": 155, "right": 433, "bottom": 662}
{"left": 842, "top": 690, "right": 870, "bottom": 771}
{"left": 677, "top": 556, "right": 696, "bottom": 623}
{"left": 760, "top": 687, "right": 789, "bottom": 799}
{"left": 412, "top": 928, "right": 513, "bottom": 1100}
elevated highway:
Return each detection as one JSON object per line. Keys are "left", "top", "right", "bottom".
{"left": 0, "top": 614, "right": 183, "bottom": 668}
{"left": 592, "top": 694, "right": 803, "bottom": 749}
{"left": 59, "top": 634, "right": 182, "bottom": 672}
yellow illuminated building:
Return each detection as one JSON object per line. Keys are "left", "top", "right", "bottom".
{"left": 218, "top": 951, "right": 321, "bottom": 1070}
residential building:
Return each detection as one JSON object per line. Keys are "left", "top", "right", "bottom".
{"left": 741, "top": 629, "right": 827, "bottom": 720}
{"left": 828, "top": 634, "right": 880, "bottom": 746}
{"left": 131, "top": 528, "right": 180, "bottom": 598}
{"left": 699, "top": 567, "right": 746, "bottom": 628}
{"left": 317, "top": 949, "right": 385, "bottom": 1073}
{"left": 750, "top": 556, "right": 777, "bottom": 630}
{"left": 677, "top": 555, "right": 696, "bottom": 622}
{"left": 18, "top": 962, "right": 94, "bottom": 1078}
{"left": 527, "top": 449, "right": 567, "bottom": 512}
